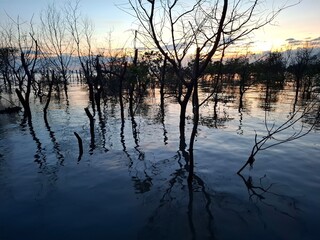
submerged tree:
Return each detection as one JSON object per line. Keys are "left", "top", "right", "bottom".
{"left": 127, "top": 0, "right": 299, "bottom": 183}
{"left": 65, "top": 0, "right": 97, "bottom": 110}
{"left": 40, "top": 2, "right": 75, "bottom": 100}
{"left": 1, "top": 18, "right": 39, "bottom": 120}
{"left": 287, "top": 47, "right": 318, "bottom": 105}
{"left": 224, "top": 55, "right": 254, "bottom": 111}
{"left": 0, "top": 47, "right": 17, "bottom": 93}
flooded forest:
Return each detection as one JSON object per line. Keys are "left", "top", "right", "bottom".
{"left": 1, "top": 1, "right": 320, "bottom": 240}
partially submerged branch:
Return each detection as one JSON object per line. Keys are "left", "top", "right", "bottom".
{"left": 238, "top": 95, "right": 320, "bottom": 174}
{"left": 74, "top": 132, "right": 83, "bottom": 161}
{"left": 84, "top": 107, "right": 95, "bottom": 149}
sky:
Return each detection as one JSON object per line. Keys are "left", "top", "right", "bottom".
{"left": 0, "top": 0, "right": 136, "bottom": 49}
{"left": 0, "top": 0, "right": 319, "bottom": 54}
{"left": 251, "top": 0, "right": 320, "bottom": 52}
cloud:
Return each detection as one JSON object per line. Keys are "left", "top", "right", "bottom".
{"left": 310, "top": 37, "right": 320, "bottom": 48}
{"left": 284, "top": 36, "right": 320, "bottom": 48}
{"left": 285, "top": 38, "right": 295, "bottom": 41}
{"left": 285, "top": 38, "right": 302, "bottom": 46}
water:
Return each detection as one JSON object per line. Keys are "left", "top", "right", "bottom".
{"left": 0, "top": 83, "right": 319, "bottom": 240}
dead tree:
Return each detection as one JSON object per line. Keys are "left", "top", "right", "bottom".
{"left": 2, "top": 17, "right": 39, "bottom": 120}
{"left": 65, "top": 1, "right": 96, "bottom": 110}
{"left": 128, "top": 0, "right": 300, "bottom": 183}
{"left": 84, "top": 107, "right": 95, "bottom": 149}
{"left": 40, "top": 2, "right": 75, "bottom": 100}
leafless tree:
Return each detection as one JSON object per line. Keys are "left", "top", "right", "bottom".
{"left": 1, "top": 17, "right": 39, "bottom": 120}
{"left": 127, "top": 0, "right": 300, "bottom": 183}
{"left": 65, "top": 0, "right": 97, "bottom": 110}
{"left": 287, "top": 47, "right": 317, "bottom": 107}
{"left": 40, "top": 2, "right": 75, "bottom": 100}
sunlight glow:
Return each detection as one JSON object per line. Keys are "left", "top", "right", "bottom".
{"left": 0, "top": 0, "right": 319, "bottom": 55}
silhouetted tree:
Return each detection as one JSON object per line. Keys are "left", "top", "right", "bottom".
{"left": 1, "top": 18, "right": 39, "bottom": 120}
{"left": 128, "top": 0, "right": 296, "bottom": 183}
{"left": 65, "top": 0, "right": 96, "bottom": 110}
{"left": 140, "top": 51, "right": 168, "bottom": 109}
{"left": 287, "top": 47, "right": 316, "bottom": 105}
{"left": 254, "top": 51, "right": 286, "bottom": 110}
{"left": 224, "top": 56, "right": 254, "bottom": 111}
{"left": 40, "top": 2, "right": 74, "bottom": 101}
{"left": 0, "top": 47, "right": 17, "bottom": 93}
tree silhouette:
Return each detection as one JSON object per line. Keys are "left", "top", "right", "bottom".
{"left": 128, "top": 0, "right": 300, "bottom": 183}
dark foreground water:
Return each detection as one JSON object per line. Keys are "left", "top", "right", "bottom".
{"left": 0, "top": 84, "right": 319, "bottom": 240}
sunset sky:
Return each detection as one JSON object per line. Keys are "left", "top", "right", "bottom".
{"left": 1, "top": 0, "right": 319, "bottom": 53}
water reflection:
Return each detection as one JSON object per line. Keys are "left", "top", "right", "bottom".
{"left": 237, "top": 172, "right": 303, "bottom": 224}
{"left": 0, "top": 82, "right": 319, "bottom": 240}
{"left": 237, "top": 111, "right": 244, "bottom": 135}
{"left": 138, "top": 153, "right": 215, "bottom": 240}
{"left": 154, "top": 101, "right": 168, "bottom": 145}
{"left": 97, "top": 104, "right": 109, "bottom": 152}
{"left": 44, "top": 112, "right": 64, "bottom": 164}
{"left": 132, "top": 174, "right": 153, "bottom": 194}
{"left": 21, "top": 119, "right": 46, "bottom": 167}
{"left": 137, "top": 153, "right": 305, "bottom": 240}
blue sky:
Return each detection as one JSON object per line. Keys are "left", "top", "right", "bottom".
{"left": 0, "top": 0, "right": 319, "bottom": 52}
{"left": 0, "top": 0, "right": 135, "bottom": 49}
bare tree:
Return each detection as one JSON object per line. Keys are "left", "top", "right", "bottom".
{"left": 287, "top": 47, "right": 317, "bottom": 107}
{"left": 65, "top": 0, "right": 97, "bottom": 110}
{"left": 127, "top": 0, "right": 300, "bottom": 183}
{"left": 40, "top": 2, "right": 75, "bottom": 100}
{"left": 1, "top": 17, "right": 39, "bottom": 120}
{"left": 0, "top": 46, "right": 16, "bottom": 93}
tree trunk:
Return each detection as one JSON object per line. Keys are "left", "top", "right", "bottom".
{"left": 44, "top": 70, "right": 54, "bottom": 121}
{"left": 84, "top": 107, "right": 95, "bottom": 149}
{"left": 15, "top": 89, "right": 31, "bottom": 119}
{"left": 188, "top": 48, "right": 200, "bottom": 183}
{"left": 160, "top": 56, "right": 167, "bottom": 111}
{"left": 179, "top": 100, "right": 188, "bottom": 151}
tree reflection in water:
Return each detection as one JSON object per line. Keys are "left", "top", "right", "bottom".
{"left": 133, "top": 150, "right": 306, "bottom": 240}
{"left": 136, "top": 151, "right": 216, "bottom": 240}
{"left": 0, "top": 81, "right": 318, "bottom": 239}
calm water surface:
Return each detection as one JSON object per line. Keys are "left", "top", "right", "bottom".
{"left": 0, "top": 83, "right": 319, "bottom": 240}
